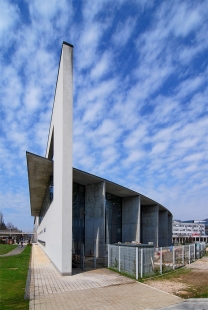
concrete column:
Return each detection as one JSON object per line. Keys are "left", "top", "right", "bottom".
{"left": 55, "top": 43, "right": 73, "bottom": 275}
{"left": 159, "top": 210, "right": 168, "bottom": 247}
{"left": 122, "top": 195, "right": 140, "bottom": 243}
{"left": 85, "top": 181, "right": 105, "bottom": 258}
{"left": 141, "top": 205, "right": 159, "bottom": 246}
{"left": 168, "top": 214, "right": 173, "bottom": 246}
{"left": 40, "top": 42, "right": 73, "bottom": 275}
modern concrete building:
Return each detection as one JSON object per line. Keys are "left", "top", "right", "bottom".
{"left": 26, "top": 42, "right": 173, "bottom": 276}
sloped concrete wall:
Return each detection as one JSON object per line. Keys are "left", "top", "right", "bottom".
{"left": 159, "top": 210, "right": 168, "bottom": 247}
{"left": 122, "top": 196, "right": 140, "bottom": 243}
{"left": 85, "top": 181, "right": 105, "bottom": 257}
{"left": 141, "top": 205, "right": 158, "bottom": 246}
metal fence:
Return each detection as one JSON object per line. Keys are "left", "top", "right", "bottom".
{"left": 108, "top": 243, "right": 206, "bottom": 279}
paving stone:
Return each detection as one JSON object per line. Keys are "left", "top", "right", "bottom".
{"left": 29, "top": 245, "right": 182, "bottom": 309}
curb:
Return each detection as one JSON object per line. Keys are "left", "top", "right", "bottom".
{"left": 24, "top": 246, "right": 33, "bottom": 300}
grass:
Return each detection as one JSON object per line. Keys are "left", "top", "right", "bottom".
{"left": 143, "top": 264, "right": 208, "bottom": 299}
{"left": 143, "top": 266, "right": 192, "bottom": 281}
{"left": 0, "top": 245, "right": 31, "bottom": 310}
{"left": 108, "top": 267, "right": 137, "bottom": 280}
{"left": 194, "top": 288, "right": 208, "bottom": 298}
{"left": 109, "top": 265, "right": 192, "bottom": 283}
{"left": 0, "top": 244, "right": 18, "bottom": 255}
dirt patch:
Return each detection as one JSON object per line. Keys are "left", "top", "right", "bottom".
{"left": 145, "top": 279, "right": 187, "bottom": 294}
{"left": 144, "top": 255, "right": 208, "bottom": 298}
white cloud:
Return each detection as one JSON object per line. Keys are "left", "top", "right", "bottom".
{"left": 24, "top": 83, "right": 41, "bottom": 111}
{"left": 0, "top": 0, "right": 208, "bottom": 229}
{"left": 112, "top": 17, "right": 136, "bottom": 47}
{"left": 169, "top": 2, "right": 202, "bottom": 37}
{"left": 151, "top": 141, "right": 169, "bottom": 154}
{"left": 175, "top": 76, "right": 204, "bottom": 100}
{"left": 82, "top": 0, "right": 108, "bottom": 21}
{"left": 90, "top": 51, "right": 112, "bottom": 79}
{"left": 0, "top": 0, "right": 19, "bottom": 43}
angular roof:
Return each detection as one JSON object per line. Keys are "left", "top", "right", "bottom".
{"left": 26, "top": 153, "right": 172, "bottom": 217}
{"left": 26, "top": 152, "right": 53, "bottom": 216}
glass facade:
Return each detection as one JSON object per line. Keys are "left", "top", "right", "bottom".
{"left": 39, "top": 180, "right": 123, "bottom": 254}
{"left": 39, "top": 175, "right": 53, "bottom": 224}
{"left": 72, "top": 183, "right": 85, "bottom": 255}
{"left": 105, "top": 193, "right": 122, "bottom": 244}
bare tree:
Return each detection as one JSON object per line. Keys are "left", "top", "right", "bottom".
{"left": 7, "top": 222, "right": 15, "bottom": 230}
{"left": 0, "top": 212, "right": 20, "bottom": 231}
{"left": 0, "top": 212, "right": 7, "bottom": 230}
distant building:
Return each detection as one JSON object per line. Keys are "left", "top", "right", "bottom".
{"left": 184, "top": 219, "right": 208, "bottom": 236}
{"left": 173, "top": 220, "right": 207, "bottom": 244}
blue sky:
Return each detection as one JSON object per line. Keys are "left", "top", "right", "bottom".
{"left": 0, "top": 0, "right": 207, "bottom": 230}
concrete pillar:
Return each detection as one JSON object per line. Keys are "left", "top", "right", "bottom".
{"left": 85, "top": 181, "right": 105, "bottom": 258}
{"left": 168, "top": 214, "right": 173, "bottom": 245}
{"left": 141, "top": 205, "right": 159, "bottom": 247}
{"left": 122, "top": 195, "right": 140, "bottom": 243}
{"left": 159, "top": 210, "right": 168, "bottom": 247}
{"left": 39, "top": 42, "right": 73, "bottom": 275}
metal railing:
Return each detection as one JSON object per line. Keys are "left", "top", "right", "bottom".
{"left": 108, "top": 242, "right": 206, "bottom": 279}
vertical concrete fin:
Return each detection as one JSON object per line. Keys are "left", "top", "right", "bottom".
{"left": 159, "top": 210, "right": 168, "bottom": 247}
{"left": 141, "top": 205, "right": 159, "bottom": 247}
{"left": 61, "top": 43, "right": 73, "bottom": 275}
{"left": 37, "top": 42, "right": 73, "bottom": 276}
{"left": 122, "top": 195, "right": 140, "bottom": 243}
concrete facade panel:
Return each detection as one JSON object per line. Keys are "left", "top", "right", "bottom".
{"left": 122, "top": 196, "right": 140, "bottom": 243}
{"left": 159, "top": 210, "right": 168, "bottom": 247}
{"left": 168, "top": 214, "right": 173, "bottom": 245}
{"left": 141, "top": 205, "right": 158, "bottom": 246}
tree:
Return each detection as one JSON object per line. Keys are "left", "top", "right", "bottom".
{"left": 0, "top": 212, "right": 7, "bottom": 230}
{"left": 6, "top": 222, "right": 20, "bottom": 232}
{"left": 6, "top": 222, "right": 14, "bottom": 230}
{"left": 0, "top": 212, "right": 20, "bottom": 231}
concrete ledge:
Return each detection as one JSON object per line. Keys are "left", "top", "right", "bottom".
{"left": 61, "top": 272, "right": 72, "bottom": 276}
{"left": 24, "top": 248, "right": 32, "bottom": 300}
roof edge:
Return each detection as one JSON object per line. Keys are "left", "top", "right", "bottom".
{"left": 63, "top": 41, "right": 74, "bottom": 48}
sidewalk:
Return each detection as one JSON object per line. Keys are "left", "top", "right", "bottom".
{"left": 159, "top": 299, "right": 208, "bottom": 309}
{"left": 29, "top": 244, "right": 182, "bottom": 310}
{"left": 0, "top": 245, "right": 26, "bottom": 257}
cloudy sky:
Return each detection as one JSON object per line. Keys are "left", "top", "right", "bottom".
{"left": 0, "top": 0, "right": 207, "bottom": 230}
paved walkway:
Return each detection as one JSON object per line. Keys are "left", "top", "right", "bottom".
{"left": 29, "top": 245, "right": 182, "bottom": 310}
{"left": 159, "top": 299, "right": 208, "bottom": 309}
{"left": 0, "top": 245, "right": 26, "bottom": 256}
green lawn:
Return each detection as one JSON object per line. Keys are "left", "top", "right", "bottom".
{"left": 0, "top": 245, "right": 31, "bottom": 310}
{"left": 0, "top": 244, "right": 18, "bottom": 255}
{"left": 144, "top": 266, "right": 192, "bottom": 281}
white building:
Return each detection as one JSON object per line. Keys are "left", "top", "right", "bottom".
{"left": 173, "top": 220, "right": 207, "bottom": 244}
{"left": 26, "top": 42, "right": 173, "bottom": 276}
